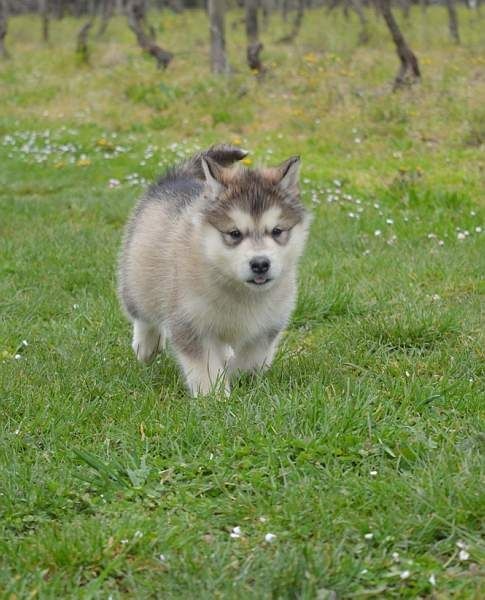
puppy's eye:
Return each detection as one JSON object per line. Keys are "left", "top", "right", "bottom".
{"left": 272, "top": 227, "right": 283, "bottom": 238}
{"left": 229, "top": 229, "right": 242, "bottom": 240}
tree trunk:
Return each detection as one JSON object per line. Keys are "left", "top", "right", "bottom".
{"left": 261, "top": 0, "right": 270, "bottom": 30}
{"left": 53, "top": 0, "right": 65, "bottom": 19}
{"left": 446, "top": 0, "right": 460, "bottom": 43}
{"left": 282, "top": 0, "right": 289, "bottom": 22}
{"left": 77, "top": 4, "right": 97, "bottom": 64}
{"left": 278, "top": 0, "right": 304, "bottom": 43}
{"left": 376, "top": 0, "right": 421, "bottom": 90}
{"left": 126, "top": 0, "right": 173, "bottom": 69}
{"left": 351, "top": 0, "right": 369, "bottom": 44}
{"left": 245, "top": 0, "right": 264, "bottom": 73}
{"left": 208, "top": 0, "right": 228, "bottom": 74}
{"left": 165, "top": 0, "right": 184, "bottom": 13}
{"left": 72, "top": 0, "right": 83, "bottom": 17}
{"left": 98, "top": 0, "right": 115, "bottom": 37}
{"left": 0, "top": 0, "right": 9, "bottom": 59}
{"left": 399, "top": 0, "right": 411, "bottom": 20}
{"left": 40, "top": 0, "right": 50, "bottom": 42}
{"left": 343, "top": 0, "right": 350, "bottom": 20}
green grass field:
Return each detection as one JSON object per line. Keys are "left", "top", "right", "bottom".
{"left": 1, "top": 7, "right": 484, "bottom": 598}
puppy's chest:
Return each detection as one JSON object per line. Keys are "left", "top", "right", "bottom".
{"left": 185, "top": 294, "right": 284, "bottom": 344}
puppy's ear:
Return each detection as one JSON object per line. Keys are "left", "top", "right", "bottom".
{"left": 275, "top": 156, "right": 300, "bottom": 194}
{"left": 201, "top": 157, "right": 225, "bottom": 196}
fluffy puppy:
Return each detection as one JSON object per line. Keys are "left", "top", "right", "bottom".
{"left": 118, "top": 144, "right": 310, "bottom": 396}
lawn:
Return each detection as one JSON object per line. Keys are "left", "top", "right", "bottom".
{"left": 0, "top": 7, "right": 484, "bottom": 598}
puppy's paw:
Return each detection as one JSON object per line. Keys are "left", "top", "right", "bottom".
{"left": 132, "top": 321, "right": 165, "bottom": 364}
{"left": 186, "top": 376, "right": 230, "bottom": 398}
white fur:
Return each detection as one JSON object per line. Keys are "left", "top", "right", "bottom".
{"left": 258, "top": 206, "right": 282, "bottom": 232}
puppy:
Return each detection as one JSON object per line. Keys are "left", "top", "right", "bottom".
{"left": 118, "top": 144, "right": 310, "bottom": 396}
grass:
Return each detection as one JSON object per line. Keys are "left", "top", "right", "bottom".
{"left": 0, "top": 6, "right": 484, "bottom": 598}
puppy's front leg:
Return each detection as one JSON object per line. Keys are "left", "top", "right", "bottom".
{"left": 231, "top": 330, "right": 282, "bottom": 375}
{"left": 170, "top": 325, "right": 230, "bottom": 396}
{"left": 132, "top": 319, "right": 166, "bottom": 364}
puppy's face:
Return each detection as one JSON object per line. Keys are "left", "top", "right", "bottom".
{"left": 199, "top": 157, "right": 310, "bottom": 291}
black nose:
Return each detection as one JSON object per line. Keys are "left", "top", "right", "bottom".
{"left": 250, "top": 256, "right": 270, "bottom": 274}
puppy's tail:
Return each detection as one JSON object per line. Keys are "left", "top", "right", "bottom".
{"left": 182, "top": 144, "right": 248, "bottom": 180}
{"left": 203, "top": 144, "right": 248, "bottom": 167}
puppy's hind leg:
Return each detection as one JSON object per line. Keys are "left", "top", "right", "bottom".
{"left": 132, "top": 319, "right": 165, "bottom": 364}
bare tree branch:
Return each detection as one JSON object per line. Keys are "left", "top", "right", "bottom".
{"left": 278, "top": 0, "right": 304, "bottom": 44}
{"left": 375, "top": 0, "right": 421, "bottom": 90}
{"left": 126, "top": 0, "right": 173, "bottom": 69}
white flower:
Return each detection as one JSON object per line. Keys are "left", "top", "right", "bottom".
{"left": 109, "top": 178, "right": 120, "bottom": 188}
{"left": 400, "top": 570, "right": 410, "bottom": 579}
{"left": 386, "top": 218, "right": 394, "bottom": 225}
{"left": 14, "top": 354, "right": 22, "bottom": 360}
{"left": 264, "top": 533, "right": 277, "bottom": 543}
{"left": 230, "top": 526, "right": 242, "bottom": 539}
{"left": 392, "top": 552, "right": 400, "bottom": 562}
{"left": 475, "top": 226, "right": 482, "bottom": 233}
{"left": 159, "top": 554, "right": 167, "bottom": 562}
{"left": 374, "top": 229, "right": 382, "bottom": 237}
{"left": 459, "top": 549, "right": 470, "bottom": 561}
{"left": 364, "top": 533, "right": 373, "bottom": 540}
{"left": 457, "top": 232, "right": 466, "bottom": 240}
{"left": 429, "top": 574, "right": 436, "bottom": 586}
{"left": 134, "top": 530, "right": 143, "bottom": 539}
{"left": 369, "top": 470, "right": 378, "bottom": 476}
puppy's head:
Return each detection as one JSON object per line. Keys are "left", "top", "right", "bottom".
{"left": 198, "top": 156, "right": 310, "bottom": 291}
